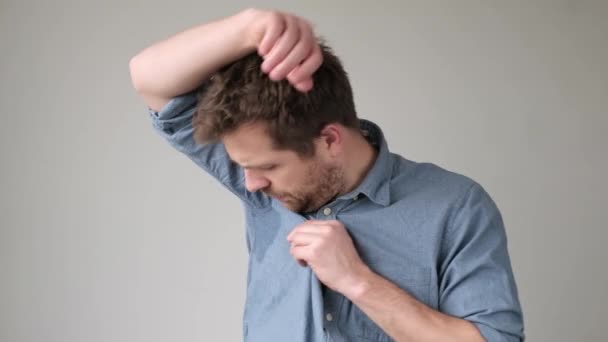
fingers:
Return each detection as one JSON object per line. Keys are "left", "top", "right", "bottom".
{"left": 287, "top": 43, "right": 322, "bottom": 85}
{"left": 261, "top": 14, "right": 300, "bottom": 75}
{"left": 286, "top": 220, "right": 340, "bottom": 241}
{"left": 292, "top": 78, "right": 313, "bottom": 92}
{"left": 268, "top": 18, "right": 314, "bottom": 81}
{"left": 257, "top": 13, "right": 322, "bottom": 91}
{"left": 287, "top": 228, "right": 321, "bottom": 244}
{"left": 287, "top": 220, "right": 346, "bottom": 269}
{"left": 304, "top": 219, "right": 339, "bottom": 226}
{"left": 290, "top": 245, "right": 312, "bottom": 267}
{"left": 287, "top": 232, "right": 319, "bottom": 246}
{"left": 257, "top": 12, "right": 285, "bottom": 56}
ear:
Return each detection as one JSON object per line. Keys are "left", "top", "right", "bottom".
{"left": 317, "top": 123, "right": 343, "bottom": 158}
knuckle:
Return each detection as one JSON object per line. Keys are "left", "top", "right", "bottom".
{"left": 266, "top": 11, "right": 282, "bottom": 28}
{"left": 287, "top": 72, "right": 301, "bottom": 84}
{"left": 268, "top": 10, "right": 280, "bottom": 20}
{"left": 283, "top": 13, "right": 294, "bottom": 26}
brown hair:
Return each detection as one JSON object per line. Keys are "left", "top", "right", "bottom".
{"left": 192, "top": 42, "right": 358, "bottom": 157}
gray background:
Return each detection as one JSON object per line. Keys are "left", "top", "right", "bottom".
{"left": 1, "top": 0, "right": 607, "bottom": 341}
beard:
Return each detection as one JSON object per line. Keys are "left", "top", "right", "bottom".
{"left": 266, "top": 160, "right": 346, "bottom": 213}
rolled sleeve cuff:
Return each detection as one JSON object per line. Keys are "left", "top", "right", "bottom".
{"left": 474, "top": 322, "right": 524, "bottom": 342}
{"left": 147, "top": 92, "right": 198, "bottom": 135}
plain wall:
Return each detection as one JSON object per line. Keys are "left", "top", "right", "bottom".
{"left": 1, "top": 0, "right": 607, "bottom": 341}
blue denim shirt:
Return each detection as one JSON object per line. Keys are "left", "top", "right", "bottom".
{"left": 147, "top": 91, "right": 524, "bottom": 342}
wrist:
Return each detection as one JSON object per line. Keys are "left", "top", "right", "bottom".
{"left": 340, "top": 264, "right": 376, "bottom": 301}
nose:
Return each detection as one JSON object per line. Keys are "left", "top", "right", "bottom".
{"left": 244, "top": 169, "right": 270, "bottom": 192}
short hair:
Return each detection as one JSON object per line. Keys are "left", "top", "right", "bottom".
{"left": 192, "top": 42, "right": 358, "bottom": 157}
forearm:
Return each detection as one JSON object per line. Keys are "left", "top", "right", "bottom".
{"left": 344, "top": 267, "right": 485, "bottom": 342}
{"left": 129, "top": 9, "right": 257, "bottom": 111}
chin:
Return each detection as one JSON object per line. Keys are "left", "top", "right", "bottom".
{"left": 283, "top": 202, "right": 301, "bottom": 212}
{"left": 280, "top": 199, "right": 304, "bottom": 213}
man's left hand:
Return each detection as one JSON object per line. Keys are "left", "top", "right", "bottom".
{"left": 287, "top": 220, "right": 370, "bottom": 295}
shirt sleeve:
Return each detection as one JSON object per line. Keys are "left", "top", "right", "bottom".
{"left": 439, "top": 182, "right": 525, "bottom": 341}
{"left": 147, "top": 89, "right": 269, "bottom": 208}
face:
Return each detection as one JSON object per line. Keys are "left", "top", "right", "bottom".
{"left": 222, "top": 122, "right": 345, "bottom": 213}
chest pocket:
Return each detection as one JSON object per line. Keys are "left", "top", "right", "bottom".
{"left": 338, "top": 263, "right": 431, "bottom": 342}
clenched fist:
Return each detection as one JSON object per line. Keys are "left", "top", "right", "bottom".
{"left": 287, "top": 220, "right": 371, "bottom": 296}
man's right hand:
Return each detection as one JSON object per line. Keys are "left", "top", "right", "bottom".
{"left": 245, "top": 9, "right": 323, "bottom": 92}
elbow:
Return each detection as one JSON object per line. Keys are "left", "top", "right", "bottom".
{"left": 128, "top": 54, "right": 145, "bottom": 93}
{"left": 128, "top": 53, "right": 170, "bottom": 112}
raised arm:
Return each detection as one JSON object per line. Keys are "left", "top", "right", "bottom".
{"left": 129, "top": 8, "right": 321, "bottom": 111}
{"left": 128, "top": 9, "right": 323, "bottom": 212}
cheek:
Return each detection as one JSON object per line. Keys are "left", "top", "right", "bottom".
{"left": 272, "top": 169, "right": 304, "bottom": 189}
{"left": 267, "top": 171, "right": 289, "bottom": 188}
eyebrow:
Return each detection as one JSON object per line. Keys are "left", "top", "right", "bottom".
{"left": 229, "top": 158, "right": 274, "bottom": 170}
{"left": 243, "top": 164, "right": 275, "bottom": 170}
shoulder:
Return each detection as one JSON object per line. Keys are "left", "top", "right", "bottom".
{"left": 388, "top": 154, "right": 481, "bottom": 207}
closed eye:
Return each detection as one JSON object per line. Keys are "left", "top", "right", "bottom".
{"left": 241, "top": 164, "right": 277, "bottom": 171}
{"left": 260, "top": 164, "right": 277, "bottom": 171}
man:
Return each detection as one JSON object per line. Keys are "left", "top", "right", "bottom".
{"left": 129, "top": 8, "right": 524, "bottom": 342}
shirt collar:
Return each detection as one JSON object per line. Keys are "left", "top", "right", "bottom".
{"left": 337, "top": 119, "right": 392, "bottom": 206}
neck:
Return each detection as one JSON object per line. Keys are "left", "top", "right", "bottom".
{"left": 340, "top": 131, "right": 378, "bottom": 196}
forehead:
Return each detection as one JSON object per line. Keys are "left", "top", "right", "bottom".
{"left": 221, "top": 122, "right": 296, "bottom": 166}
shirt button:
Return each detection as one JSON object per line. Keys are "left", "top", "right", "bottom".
{"left": 323, "top": 207, "right": 332, "bottom": 216}
{"left": 326, "top": 313, "right": 333, "bottom": 321}
{"left": 353, "top": 194, "right": 359, "bottom": 201}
